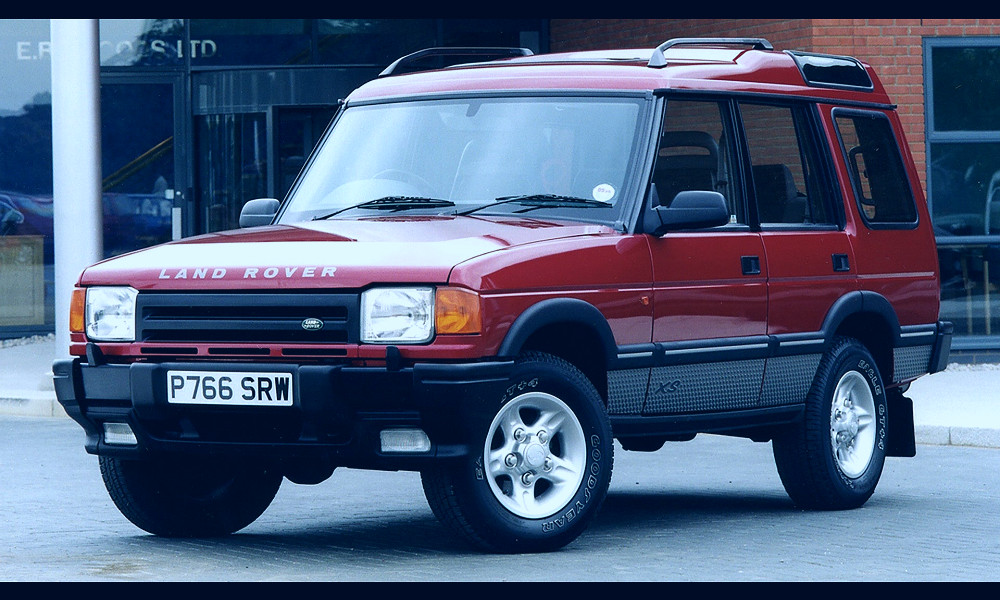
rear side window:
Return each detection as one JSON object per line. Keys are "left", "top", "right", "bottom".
{"left": 833, "top": 110, "right": 918, "bottom": 227}
{"left": 738, "top": 102, "right": 836, "bottom": 227}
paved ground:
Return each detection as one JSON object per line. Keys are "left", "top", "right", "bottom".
{"left": 2, "top": 415, "right": 998, "bottom": 582}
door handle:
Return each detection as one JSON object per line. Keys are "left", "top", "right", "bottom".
{"left": 741, "top": 255, "right": 761, "bottom": 276}
{"left": 832, "top": 253, "right": 851, "bottom": 272}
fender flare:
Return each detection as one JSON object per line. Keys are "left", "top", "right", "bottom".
{"left": 821, "top": 290, "right": 902, "bottom": 345}
{"left": 496, "top": 298, "right": 617, "bottom": 366}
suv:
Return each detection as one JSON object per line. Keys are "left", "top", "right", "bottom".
{"left": 55, "top": 38, "right": 952, "bottom": 553}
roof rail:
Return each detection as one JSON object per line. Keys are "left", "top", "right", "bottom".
{"left": 647, "top": 37, "right": 774, "bottom": 68}
{"left": 379, "top": 47, "right": 534, "bottom": 78}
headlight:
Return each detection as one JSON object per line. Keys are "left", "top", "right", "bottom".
{"left": 85, "top": 286, "right": 138, "bottom": 342}
{"left": 361, "top": 287, "right": 434, "bottom": 344}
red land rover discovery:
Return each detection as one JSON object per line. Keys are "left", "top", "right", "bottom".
{"left": 54, "top": 39, "right": 952, "bottom": 553}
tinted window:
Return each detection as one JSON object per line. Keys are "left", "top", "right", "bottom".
{"left": 834, "top": 111, "right": 917, "bottom": 226}
{"left": 655, "top": 99, "right": 742, "bottom": 224}
{"left": 931, "top": 45, "right": 1000, "bottom": 132}
{"left": 740, "top": 103, "right": 834, "bottom": 227}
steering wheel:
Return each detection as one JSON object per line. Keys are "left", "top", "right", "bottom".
{"left": 372, "top": 169, "right": 433, "bottom": 195}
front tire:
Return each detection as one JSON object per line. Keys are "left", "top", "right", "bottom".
{"left": 772, "top": 337, "right": 888, "bottom": 509}
{"left": 421, "top": 351, "right": 614, "bottom": 553}
{"left": 99, "top": 454, "right": 283, "bottom": 537}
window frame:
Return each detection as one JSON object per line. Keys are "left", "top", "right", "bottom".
{"left": 734, "top": 99, "right": 843, "bottom": 232}
{"left": 925, "top": 36, "right": 1000, "bottom": 245}
{"left": 831, "top": 107, "right": 919, "bottom": 231}
{"left": 650, "top": 95, "right": 752, "bottom": 232}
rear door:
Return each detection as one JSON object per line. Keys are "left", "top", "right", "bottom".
{"left": 825, "top": 107, "right": 941, "bottom": 382}
{"left": 735, "top": 100, "right": 858, "bottom": 406}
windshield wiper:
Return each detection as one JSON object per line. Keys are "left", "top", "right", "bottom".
{"left": 311, "top": 196, "right": 456, "bottom": 220}
{"left": 458, "top": 194, "right": 611, "bottom": 216}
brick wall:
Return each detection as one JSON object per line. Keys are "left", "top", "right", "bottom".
{"left": 550, "top": 19, "right": 1000, "bottom": 194}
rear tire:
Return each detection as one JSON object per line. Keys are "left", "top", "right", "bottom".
{"left": 772, "top": 337, "right": 888, "bottom": 509}
{"left": 99, "top": 454, "right": 283, "bottom": 537}
{"left": 421, "top": 351, "right": 614, "bottom": 553}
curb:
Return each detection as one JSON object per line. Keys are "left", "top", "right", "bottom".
{"left": 0, "top": 395, "right": 67, "bottom": 418}
{"left": 915, "top": 424, "right": 1000, "bottom": 449}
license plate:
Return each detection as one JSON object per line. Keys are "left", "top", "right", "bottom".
{"left": 166, "top": 370, "right": 294, "bottom": 406}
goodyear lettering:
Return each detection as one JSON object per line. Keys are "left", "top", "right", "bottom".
{"left": 542, "top": 433, "right": 603, "bottom": 533}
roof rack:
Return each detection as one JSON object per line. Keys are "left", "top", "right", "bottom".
{"left": 647, "top": 37, "right": 774, "bottom": 68}
{"left": 379, "top": 47, "right": 534, "bottom": 78}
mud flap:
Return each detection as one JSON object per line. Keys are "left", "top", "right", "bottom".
{"left": 886, "top": 389, "right": 916, "bottom": 457}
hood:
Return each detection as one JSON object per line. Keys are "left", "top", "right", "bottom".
{"left": 79, "top": 215, "right": 615, "bottom": 290}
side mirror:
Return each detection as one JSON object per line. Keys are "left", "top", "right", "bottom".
{"left": 239, "top": 198, "right": 280, "bottom": 228}
{"left": 643, "top": 187, "right": 730, "bottom": 236}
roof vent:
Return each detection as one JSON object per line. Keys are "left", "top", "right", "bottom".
{"left": 786, "top": 51, "right": 874, "bottom": 91}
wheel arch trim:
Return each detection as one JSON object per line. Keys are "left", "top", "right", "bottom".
{"left": 820, "top": 291, "right": 902, "bottom": 345}
{"left": 495, "top": 298, "right": 617, "bottom": 367}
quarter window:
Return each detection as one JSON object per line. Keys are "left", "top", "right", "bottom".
{"left": 833, "top": 111, "right": 917, "bottom": 227}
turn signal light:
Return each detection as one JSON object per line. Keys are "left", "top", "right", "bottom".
{"left": 435, "top": 287, "right": 481, "bottom": 335}
{"left": 69, "top": 288, "right": 86, "bottom": 334}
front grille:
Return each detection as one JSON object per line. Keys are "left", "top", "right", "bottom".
{"left": 137, "top": 292, "right": 359, "bottom": 344}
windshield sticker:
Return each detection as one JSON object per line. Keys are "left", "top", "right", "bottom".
{"left": 592, "top": 184, "right": 616, "bottom": 203}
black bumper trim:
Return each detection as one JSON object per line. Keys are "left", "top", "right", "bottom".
{"left": 53, "top": 358, "right": 513, "bottom": 469}
{"left": 928, "top": 320, "right": 954, "bottom": 374}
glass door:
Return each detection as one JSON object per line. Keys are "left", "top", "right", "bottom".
{"left": 275, "top": 106, "right": 337, "bottom": 200}
{"left": 196, "top": 112, "right": 269, "bottom": 233}
{"left": 195, "top": 105, "right": 336, "bottom": 233}
{"left": 100, "top": 72, "right": 187, "bottom": 256}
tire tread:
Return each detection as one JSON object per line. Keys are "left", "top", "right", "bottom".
{"left": 421, "top": 351, "right": 613, "bottom": 553}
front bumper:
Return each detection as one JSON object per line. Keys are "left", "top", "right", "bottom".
{"left": 53, "top": 358, "right": 513, "bottom": 470}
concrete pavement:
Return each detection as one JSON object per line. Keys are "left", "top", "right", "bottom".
{"left": 2, "top": 335, "right": 999, "bottom": 448}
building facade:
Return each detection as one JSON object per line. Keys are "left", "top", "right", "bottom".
{"left": 0, "top": 18, "right": 547, "bottom": 338}
{"left": 2, "top": 18, "right": 999, "bottom": 358}
{"left": 553, "top": 19, "right": 1000, "bottom": 358}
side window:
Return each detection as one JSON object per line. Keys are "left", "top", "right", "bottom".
{"left": 739, "top": 103, "right": 835, "bottom": 227}
{"left": 833, "top": 111, "right": 918, "bottom": 227}
{"left": 655, "top": 98, "right": 743, "bottom": 224}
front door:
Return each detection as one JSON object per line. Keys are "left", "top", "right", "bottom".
{"left": 645, "top": 97, "right": 768, "bottom": 415}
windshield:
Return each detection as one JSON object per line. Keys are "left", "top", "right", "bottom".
{"left": 277, "top": 96, "right": 646, "bottom": 225}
